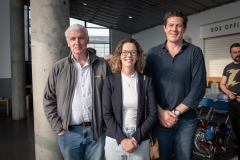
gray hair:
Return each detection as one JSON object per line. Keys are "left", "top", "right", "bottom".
{"left": 65, "top": 24, "right": 89, "bottom": 41}
{"left": 183, "top": 35, "right": 192, "bottom": 43}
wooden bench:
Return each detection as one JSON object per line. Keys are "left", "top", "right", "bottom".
{"left": 0, "top": 98, "right": 10, "bottom": 116}
{"left": 0, "top": 95, "right": 32, "bottom": 116}
{"left": 26, "top": 94, "right": 33, "bottom": 111}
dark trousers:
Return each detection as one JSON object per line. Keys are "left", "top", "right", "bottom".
{"left": 228, "top": 100, "right": 240, "bottom": 157}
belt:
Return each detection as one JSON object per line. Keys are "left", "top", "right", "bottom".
{"left": 70, "top": 122, "right": 91, "bottom": 127}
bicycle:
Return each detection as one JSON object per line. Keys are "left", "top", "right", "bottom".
{"left": 193, "top": 118, "right": 232, "bottom": 160}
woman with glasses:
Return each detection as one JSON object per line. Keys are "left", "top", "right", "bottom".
{"left": 102, "top": 38, "right": 158, "bottom": 160}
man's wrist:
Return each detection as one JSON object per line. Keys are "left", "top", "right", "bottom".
{"left": 226, "top": 90, "right": 231, "bottom": 95}
{"left": 157, "top": 105, "right": 164, "bottom": 112}
{"left": 120, "top": 138, "right": 127, "bottom": 144}
{"left": 173, "top": 108, "right": 181, "bottom": 116}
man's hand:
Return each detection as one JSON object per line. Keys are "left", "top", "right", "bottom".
{"left": 121, "top": 138, "right": 138, "bottom": 153}
{"left": 57, "top": 129, "right": 66, "bottom": 135}
{"left": 236, "top": 96, "right": 240, "bottom": 102}
{"left": 158, "top": 105, "right": 178, "bottom": 128}
{"left": 227, "top": 90, "right": 237, "bottom": 99}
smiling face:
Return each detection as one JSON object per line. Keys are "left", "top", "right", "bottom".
{"left": 67, "top": 29, "right": 89, "bottom": 57}
{"left": 120, "top": 43, "right": 139, "bottom": 70}
{"left": 164, "top": 16, "right": 186, "bottom": 44}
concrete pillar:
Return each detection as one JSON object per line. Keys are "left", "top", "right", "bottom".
{"left": 10, "top": 0, "right": 26, "bottom": 120}
{"left": 31, "top": 0, "right": 69, "bottom": 159}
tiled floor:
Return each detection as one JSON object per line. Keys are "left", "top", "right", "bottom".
{"left": 0, "top": 108, "right": 238, "bottom": 160}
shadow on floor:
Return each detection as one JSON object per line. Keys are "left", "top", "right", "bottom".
{"left": 0, "top": 110, "right": 35, "bottom": 160}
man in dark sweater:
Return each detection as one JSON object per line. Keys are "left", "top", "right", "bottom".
{"left": 220, "top": 43, "right": 240, "bottom": 160}
{"left": 144, "top": 11, "right": 206, "bottom": 160}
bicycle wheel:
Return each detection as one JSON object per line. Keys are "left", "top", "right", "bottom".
{"left": 194, "top": 127, "right": 213, "bottom": 154}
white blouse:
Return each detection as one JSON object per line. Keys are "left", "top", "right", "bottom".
{"left": 121, "top": 71, "right": 138, "bottom": 128}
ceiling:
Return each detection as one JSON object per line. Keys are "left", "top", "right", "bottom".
{"left": 24, "top": 0, "right": 239, "bottom": 34}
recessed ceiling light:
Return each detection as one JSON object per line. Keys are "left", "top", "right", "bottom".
{"left": 83, "top": 3, "right": 87, "bottom": 6}
{"left": 128, "top": 16, "right": 132, "bottom": 19}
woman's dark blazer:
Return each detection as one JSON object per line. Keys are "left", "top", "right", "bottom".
{"left": 102, "top": 71, "right": 157, "bottom": 145}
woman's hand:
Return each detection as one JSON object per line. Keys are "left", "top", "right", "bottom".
{"left": 121, "top": 138, "right": 138, "bottom": 153}
{"left": 131, "top": 137, "right": 138, "bottom": 146}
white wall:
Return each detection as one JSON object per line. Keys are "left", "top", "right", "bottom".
{"left": 133, "top": 26, "right": 166, "bottom": 53}
{"left": 134, "top": 1, "right": 240, "bottom": 53}
{"left": 0, "top": 0, "right": 11, "bottom": 78}
{"left": 111, "top": 29, "right": 131, "bottom": 54}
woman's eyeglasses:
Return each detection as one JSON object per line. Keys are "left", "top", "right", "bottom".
{"left": 121, "top": 50, "right": 137, "bottom": 56}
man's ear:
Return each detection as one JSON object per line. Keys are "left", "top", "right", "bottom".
{"left": 66, "top": 39, "right": 70, "bottom": 47}
{"left": 163, "top": 25, "right": 166, "bottom": 32}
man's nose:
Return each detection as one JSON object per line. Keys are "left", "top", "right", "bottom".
{"left": 75, "top": 39, "right": 80, "bottom": 44}
{"left": 173, "top": 25, "right": 178, "bottom": 31}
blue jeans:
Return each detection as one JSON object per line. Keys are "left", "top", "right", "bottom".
{"left": 152, "top": 118, "right": 197, "bottom": 160}
{"left": 105, "top": 126, "right": 150, "bottom": 160}
{"left": 57, "top": 126, "right": 105, "bottom": 160}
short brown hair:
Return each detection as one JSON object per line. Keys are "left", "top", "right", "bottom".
{"left": 111, "top": 38, "right": 145, "bottom": 73}
{"left": 163, "top": 10, "right": 188, "bottom": 28}
{"left": 87, "top": 47, "right": 97, "bottom": 55}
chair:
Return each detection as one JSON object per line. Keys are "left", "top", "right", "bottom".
{"left": 216, "top": 92, "right": 228, "bottom": 101}
{"left": 197, "top": 98, "right": 214, "bottom": 119}
{"left": 210, "top": 100, "right": 229, "bottom": 123}
{"left": 26, "top": 85, "right": 33, "bottom": 111}
{"left": 0, "top": 98, "right": 10, "bottom": 116}
{"left": 210, "top": 92, "right": 229, "bottom": 122}
{"left": 26, "top": 94, "right": 33, "bottom": 110}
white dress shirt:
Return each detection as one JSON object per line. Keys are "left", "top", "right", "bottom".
{"left": 69, "top": 54, "right": 92, "bottom": 125}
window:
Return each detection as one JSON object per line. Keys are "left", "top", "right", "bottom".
{"left": 70, "top": 18, "right": 110, "bottom": 58}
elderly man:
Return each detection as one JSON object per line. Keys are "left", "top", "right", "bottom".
{"left": 144, "top": 11, "right": 206, "bottom": 160}
{"left": 43, "top": 24, "right": 111, "bottom": 160}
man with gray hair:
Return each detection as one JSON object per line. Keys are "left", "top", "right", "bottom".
{"left": 43, "top": 24, "right": 111, "bottom": 160}
{"left": 183, "top": 34, "right": 192, "bottom": 43}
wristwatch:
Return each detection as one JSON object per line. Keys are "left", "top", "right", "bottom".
{"left": 174, "top": 109, "right": 181, "bottom": 116}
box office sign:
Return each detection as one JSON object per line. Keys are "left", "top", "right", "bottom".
{"left": 200, "top": 18, "right": 240, "bottom": 38}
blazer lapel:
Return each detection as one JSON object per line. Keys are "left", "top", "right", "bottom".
{"left": 137, "top": 73, "right": 144, "bottom": 127}
{"left": 114, "top": 73, "right": 123, "bottom": 125}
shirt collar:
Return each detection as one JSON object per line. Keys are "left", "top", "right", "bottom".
{"left": 71, "top": 52, "right": 90, "bottom": 66}
{"left": 161, "top": 39, "right": 189, "bottom": 50}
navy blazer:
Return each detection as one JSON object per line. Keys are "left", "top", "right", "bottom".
{"left": 102, "top": 72, "right": 157, "bottom": 145}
